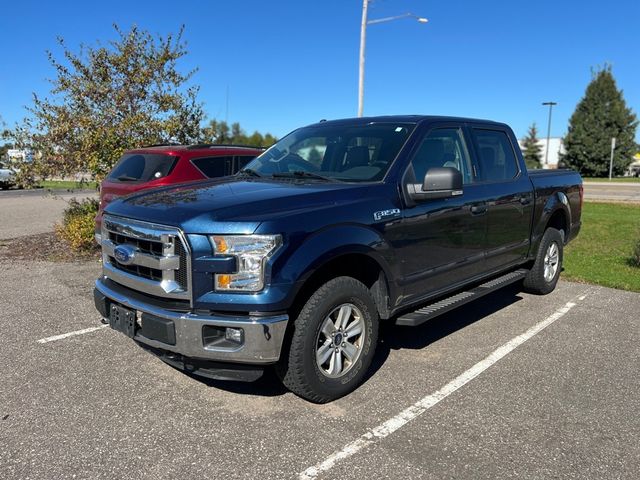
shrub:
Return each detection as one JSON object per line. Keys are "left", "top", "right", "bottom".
{"left": 631, "top": 238, "right": 640, "bottom": 268}
{"left": 55, "top": 197, "right": 100, "bottom": 253}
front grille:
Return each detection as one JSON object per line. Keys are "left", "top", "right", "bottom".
{"left": 107, "top": 256, "right": 163, "bottom": 282}
{"left": 101, "top": 215, "right": 191, "bottom": 302}
{"left": 110, "top": 233, "right": 164, "bottom": 256}
{"left": 174, "top": 241, "right": 188, "bottom": 288}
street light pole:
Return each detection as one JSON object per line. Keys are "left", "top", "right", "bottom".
{"left": 542, "top": 101, "right": 557, "bottom": 167}
{"left": 358, "top": 0, "right": 369, "bottom": 118}
{"left": 609, "top": 137, "right": 616, "bottom": 180}
{"left": 357, "top": 1, "right": 428, "bottom": 117}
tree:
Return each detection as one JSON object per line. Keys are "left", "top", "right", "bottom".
{"left": 200, "top": 119, "right": 277, "bottom": 147}
{"left": 521, "top": 123, "right": 542, "bottom": 169}
{"left": 5, "top": 24, "right": 204, "bottom": 183}
{"left": 562, "top": 66, "right": 638, "bottom": 177}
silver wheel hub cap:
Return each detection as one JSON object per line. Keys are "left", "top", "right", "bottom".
{"left": 543, "top": 241, "right": 560, "bottom": 282}
{"left": 315, "top": 303, "right": 366, "bottom": 378}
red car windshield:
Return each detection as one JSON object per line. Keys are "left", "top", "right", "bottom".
{"left": 108, "top": 153, "right": 178, "bottom": 182}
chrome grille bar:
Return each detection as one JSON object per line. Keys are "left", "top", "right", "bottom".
{"left": 101, "top": 215, "right": 192, "bottom": 303}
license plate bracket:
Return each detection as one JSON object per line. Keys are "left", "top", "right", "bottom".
{"left": 109, "top": 304, "right": 137, "bottom": 338}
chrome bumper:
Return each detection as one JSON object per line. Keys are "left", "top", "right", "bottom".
{"left": 95, "top": 278, "right": 288, "bottom": 364}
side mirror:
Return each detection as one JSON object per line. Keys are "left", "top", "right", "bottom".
{"left": 407, "top": 167, "right": 463, "bottom": 201}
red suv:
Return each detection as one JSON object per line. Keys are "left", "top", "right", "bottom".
{"left": 95, "top": 144, "right": 263, "bottom": 239}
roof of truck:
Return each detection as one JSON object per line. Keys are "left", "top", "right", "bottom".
{"left": 308, "top": 115, "right": 508, "bottom": 128}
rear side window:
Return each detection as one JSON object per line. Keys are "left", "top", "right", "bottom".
{"left": 108, "top": 154, "right": 177, "bottom": 182}
{"left": 472, "top": 129, "right": 519, "bottom": 182}
{"left": 191, "top": 156, "right": 232, "bottom": 178}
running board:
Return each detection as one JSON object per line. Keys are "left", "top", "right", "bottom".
{"left": 395, "top": 269, "right": 528, "bottom": 327}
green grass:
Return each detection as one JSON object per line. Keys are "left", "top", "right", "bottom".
{"left": 582, "top": 177, "right": 640, "bottom": 183}
{"left": 563, "top": 202, "right": 640, "bottom": 292}
{"left": 38, "top": 180, "right": 98, "bottom": 190}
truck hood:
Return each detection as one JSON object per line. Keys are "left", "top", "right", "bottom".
{"left": 104, "top": 177, "right": 368, "bottom": 234}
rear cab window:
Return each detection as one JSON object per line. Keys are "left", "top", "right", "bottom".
{"left": 471, "top": 129, "right": 519, "bottom": 182}
{"left": 108, "top": 153, "right": 178, "bottom": 182}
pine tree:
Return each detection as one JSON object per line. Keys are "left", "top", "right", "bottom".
{"left": 521, "top": 123, "right": 542, "bottom": 169}
{"left": 562, "top": 66, "right": 638, "bottom": 177}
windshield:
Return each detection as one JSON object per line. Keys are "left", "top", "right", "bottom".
{"left": 108, "top": 153, "right": 178, "bottom": 182}
{"left": 244, "top": 123, "right": 415, "bottom": 182}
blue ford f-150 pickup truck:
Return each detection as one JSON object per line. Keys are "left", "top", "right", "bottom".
{"left": 94, "top": 116, "right": 582, "bottom": 402}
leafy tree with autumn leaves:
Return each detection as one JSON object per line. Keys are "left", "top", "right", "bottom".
{"left": 6, "top": 25, "right": 204, "bottom": 184}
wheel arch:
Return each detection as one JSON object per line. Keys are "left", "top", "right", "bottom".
{"left": 288, "top": 250, "right": 394, "bottom": 321}
{"left": 531, "top": 191, "right": 572, "bottom": 256}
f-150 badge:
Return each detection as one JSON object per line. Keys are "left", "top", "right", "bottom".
{"left": 373, "top": 208, "right": 401, "bottom": 221}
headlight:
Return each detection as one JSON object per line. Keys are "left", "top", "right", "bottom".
{"left": 211, "top": 234, "right": 281, "bottom": 292}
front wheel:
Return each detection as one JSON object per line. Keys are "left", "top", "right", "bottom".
{"left": 277, "top": 276, "right": 379, "bottom": 403}
{"left": 523, "top": 227, "right": 564, "bottom": 295}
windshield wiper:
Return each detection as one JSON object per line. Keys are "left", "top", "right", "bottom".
{"left": 237, "top": 168, "right": 262, "bottom": 177}
{"left": 271, "top": 171, "right": 341, "bottom": 182}
{"left": 116, "top": 175, "right": 139, "bottom": 181}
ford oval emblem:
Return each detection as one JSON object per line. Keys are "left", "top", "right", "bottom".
{"left": 113, "top": 245, "right": 136, "bottom": 265}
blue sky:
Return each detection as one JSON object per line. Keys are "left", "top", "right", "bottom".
{"left": 1, "top": 0, "right": 638, "bottom": 141}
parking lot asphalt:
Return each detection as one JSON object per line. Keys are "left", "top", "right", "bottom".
{"left": 1, "top": 253, "right": 638, "bottom": 479}
{"left": 0, "top": 189, "right": 97, "bottom": 240}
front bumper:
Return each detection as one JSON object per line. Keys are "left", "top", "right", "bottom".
{"left": 94, "top": 278, "right": 289, "bottom": 365}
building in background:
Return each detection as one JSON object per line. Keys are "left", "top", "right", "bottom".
{"left": 6, "top": 149, "right": 33, "bottom": 163}
{"left": 628, "top": 152, "right": 640, "bottom": 177}
{"left": 517, "top": 137, "right": 565, "bottom": 169}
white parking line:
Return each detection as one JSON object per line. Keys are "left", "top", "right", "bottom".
{"left": 37, "top": 325, "right": 108, "bottom": 344}
{"left": 299, "top": 293, "right": 588, "bottom": 480}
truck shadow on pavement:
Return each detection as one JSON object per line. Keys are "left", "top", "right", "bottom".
{"left": 366, "top": 284, "right": 525, "bottom": 382}
{"left": 185, "top": 284, "right": 524, "bottom": 398}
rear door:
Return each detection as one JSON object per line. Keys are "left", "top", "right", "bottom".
{"left": 393, "top": 123, "right": 488, "bottom": 303}
{"left": 469, "top": 126, "right": 534, "bottom": 271}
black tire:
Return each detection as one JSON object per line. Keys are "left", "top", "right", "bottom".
{"left": 277, "top": 276, "right": 379, "bottom": 403}
{"left": 523, "top": 227, "right": 564, "bottom": 295}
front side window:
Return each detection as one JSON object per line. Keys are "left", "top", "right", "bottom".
{"left": 472, "top": 129, "right": 519, "bottom": 182}
{"left": 410, "top": 128, "right": 474, "bottom": 184}
{"left": 244, "top": 123, "right": 415, "bottom": 182}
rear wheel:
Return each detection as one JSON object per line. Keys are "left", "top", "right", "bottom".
{"left": 278, "top": 276, "right": 379, "bottom": 403}
{"left": 523, "top": 227, "right": 563, "bottom": 295}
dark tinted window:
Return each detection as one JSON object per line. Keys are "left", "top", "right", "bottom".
{"left": 235, "top": 155, "right": 257, "bottom": 172}
{"left": 473, "top": 129, "right": 518, "bottom": 181}
{"left": 191, "top": 156, "right": 231, "bottom": 178}
{"left": 108, "top": 154, "right": 177, "bottom": 182}
{"left": 411, "top": 128, "right": 474, "bottom": 184}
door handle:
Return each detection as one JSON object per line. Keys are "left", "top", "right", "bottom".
{"left": 470, "top": 203, "right": 487, "bottom": 215}
{"left": 519, "top": 196, "right": 532, "bottom": 205}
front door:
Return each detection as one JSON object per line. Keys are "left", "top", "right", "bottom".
{"left": 392, "top": 125, "right": 488, "bottom": 306}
